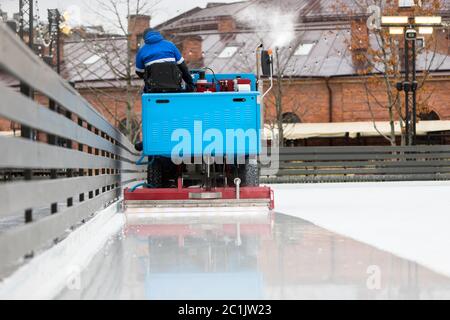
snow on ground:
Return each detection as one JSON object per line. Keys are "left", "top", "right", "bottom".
{"left": 272, "top": 181, "right": 450, "bottom": 278}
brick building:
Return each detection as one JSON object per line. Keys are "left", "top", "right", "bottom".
{"left": 154, "top": 0, "right": 450, "bottom": 138}
{"left": 2, "top": 0, "right": 450, "bottom": 144}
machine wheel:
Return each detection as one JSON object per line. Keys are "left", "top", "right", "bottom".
{"left": 240, "top": 159, "right": 260, "bottom": 187}
{"left": 147, "top": 158, "right": 162, "bottom": 188}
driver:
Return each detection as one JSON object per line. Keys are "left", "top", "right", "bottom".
{"left": 135, "top": 28, "right": 195, "bottom": 92}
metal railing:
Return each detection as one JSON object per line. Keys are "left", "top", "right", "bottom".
{"left": 0, "top": 23, "right": 145, "bottom": 277}
{"left": 262, "top": 145, "right": 450, "bottom": 183}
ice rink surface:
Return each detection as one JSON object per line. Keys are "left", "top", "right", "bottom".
{"left": 1, "top": 181, "right": 450, "bottom": 300}
{"left": 56, "top": 210, "right": 450, "bottom": 300}
{"left": 273, "top": 181, "right": 450, "bottom": 279}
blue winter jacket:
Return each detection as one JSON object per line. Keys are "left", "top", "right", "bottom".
{"left": 135, "top": 30, "right": 184, "bottom": 73}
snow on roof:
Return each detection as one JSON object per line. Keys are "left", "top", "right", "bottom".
{"left": 199, "top": 29, "right": 450, "bottom": 77}
{"left": 63, "top": 37, "right": 128, "bottom": 83}
{"left": 62, "top": 0, "right": 450, "bottom": 85}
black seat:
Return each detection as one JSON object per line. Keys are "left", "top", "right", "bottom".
{"left": 144, "top": 62, "right": 182, "bottom": 93}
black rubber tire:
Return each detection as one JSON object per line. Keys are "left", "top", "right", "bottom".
{"left": 161, "top": 158, "right": 178, "bottom": 188}
{"left": 135, "top": 141, "right": 143, "bottom": 152}
{"left": 147, "top": 159, "right": 162, "bottom": 188}
{"left": 240, "top": 160, "right": 260, "bottom": 187}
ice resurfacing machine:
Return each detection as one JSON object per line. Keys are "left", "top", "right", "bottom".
{"left": 124, "top": 49, "right": 275, "bottom": 210}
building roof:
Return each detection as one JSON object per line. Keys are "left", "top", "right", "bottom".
{"left": 158, "top": 0, "right": 361, "bottom": 30}
{"left": 192, "top": 29, "right": 450, "bottom": 78}
{"left": 63, "top": 0, "right": 450, "bottom": 86}
{"left": 63, "top": 37, "right": 129, "bottom": 83}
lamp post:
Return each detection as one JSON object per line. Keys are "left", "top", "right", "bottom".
{"left": 19, "top": 0, "right": 34, "bottom": 144}
{"left": 381, "top": 14, "right": 442, "bottom": 145}
{"left": 47, "top": 9, "right": 62, "bottom": 74}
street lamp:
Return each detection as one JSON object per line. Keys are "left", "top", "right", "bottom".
{"left": 381, "top": 14, "right": 442, "bottom": 145}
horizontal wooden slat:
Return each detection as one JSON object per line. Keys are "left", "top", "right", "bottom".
{"left": 0, "top": 172, "right": 145, "bottom": 218}
{"left": 0, "top": 137, "right": 139, "bottom": 170}
{"left": 0, "top": 23, "right": 136, "bottom": 154}
{"left": 264, "top": 146, "right": 450, "bottom": 182}
{"left": 277, "top": 145, "right": 450, "bottom": 155}
{"left": 276, "top": 166, "right": 450, "bottom": 176}
{"left": 276, "top": 160, "right": 450, "bottom": 169}
{"left": 0, "top": 188, "right": 121, "bottom": 277}
{"left": 261, "top": 174, "right": 450, "bottom": 184}
{"left": 0, "top": 175, "right": 118, "bottom": 217}
{"left": 0, "top": 85, "right": 139, "bottom": 163}
{"left": 279, "top": 153, "right": 450, "bottom": 161}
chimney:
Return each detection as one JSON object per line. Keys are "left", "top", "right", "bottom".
{"left": 351, "top": 19, "right": 369, "bottom": 72}
{"left": 217, "top": 16, "right": 236, "bottom": 40}
{"left": 181, "top": 36, "right": 204, "bottom": 68}
{"left": 128, "top": 14, "right": 151, "bottom": 52}
{"left": 41, "top": 34, "right": 65, "bottom": 72}
{"left": 55, "top": 34, "right": 65, "bottom": 70}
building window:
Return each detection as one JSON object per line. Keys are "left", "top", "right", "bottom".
{"left": 83, "top": 54, "right": 101, "bottom": 65}
{"left": 282, "top": 112, "right": 301, "bottom": 124}
{"left": 218, "top": 46, "right": 239, "bottom": 58}
{"left": 294, "top": 43, "right": 315, "bottom": 56}
{"left": 137, "top": 33, "right": 144, "bottom": 48}
{"left": 399, "top": 0, "right": 415, "bottom": 8}
{"left": 420, "top": 110, "right": 440, "bottom": 121}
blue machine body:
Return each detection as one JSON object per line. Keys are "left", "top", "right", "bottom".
{"left": 141, "top": 73, "right": 261, "bottom": 158}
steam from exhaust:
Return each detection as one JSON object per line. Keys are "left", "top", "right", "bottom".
{"left": 236, "top": 3, "right": 297, "bottom": 48}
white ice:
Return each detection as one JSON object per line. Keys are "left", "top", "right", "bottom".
{"left": 272, "top": 181, "right": 450, "bottom": 278}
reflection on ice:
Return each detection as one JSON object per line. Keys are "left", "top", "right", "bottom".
{"left": 127, "top": 213, "right": 272, "bottom": 300}
{"left": 58, "top": 212, "right": 450, "bottom": 300}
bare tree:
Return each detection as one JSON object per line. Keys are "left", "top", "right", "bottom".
{"left": 337, "top": 0, "right": 446, "bottom": 146}
{"left": 263, "top": 44, "right": 322, "bottom": 147}
{"left": 73, "top": 0, "right": 161, "bottom": 144}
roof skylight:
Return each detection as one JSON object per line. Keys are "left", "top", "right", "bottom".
{"left": 218, "top": 46, "right": 239, "bottom": 58}
{"left": 83, "top": 54, "right": 102, "bottom": 65}
{"left": 294, "top": 43, "right": 315, "bottom": 56}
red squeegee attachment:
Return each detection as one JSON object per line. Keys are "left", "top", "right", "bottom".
{"left": 124, "top": 180, "right": 274, "bottom": 211}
